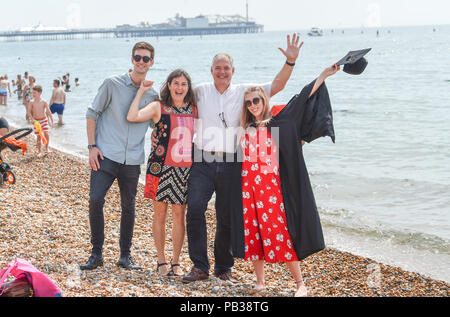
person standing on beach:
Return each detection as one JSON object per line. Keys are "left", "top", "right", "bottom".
{"left": 49, "top": 80, "right": 66, "bottom": 126}
{"left": 181, "top": 34, "right": 303, "bottom": 284}
{"left": 62, "top": 75, "right": 71, "bottom": 92}
{"left": 0, "top": 75, "right": 11, "bottom": 106}
{"left": 230, "top": 64, "right": 339, "bottom": 297}
{"left": 23, "top": 76, "right": 36, "bottom": 121}
{"left": 80, "top": 42, "right": 159, "bottom": 271}
{"left": 127, "top": 69, "right": 197, "bottom": 277}
{"left": 15, "top": 74, "right": 24, "bottom": 100}
{"left": 28, "top": 85, "right": 54, "bottom": 156}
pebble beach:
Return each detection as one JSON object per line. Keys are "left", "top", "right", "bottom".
{"left": 0, "top": 131, "right": 449, "bottom": 298}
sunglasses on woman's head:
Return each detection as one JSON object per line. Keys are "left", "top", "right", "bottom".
{"left": 133, "top": 55, "right": 153, "bottom": 63}
{"left": 245, "top": 97, "right": 261, "bottom": 107}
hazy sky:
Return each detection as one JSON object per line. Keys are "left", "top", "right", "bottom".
{"left": 1, "top": 0, "right": 449, "bottom": 31}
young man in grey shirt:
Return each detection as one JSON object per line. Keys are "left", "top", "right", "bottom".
{"left": 81, "top": 42, "right": 159, "bottom": 270}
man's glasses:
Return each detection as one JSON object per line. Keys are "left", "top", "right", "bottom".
{"left": 133, "top": 55, "right": 153, "bottom": 63}
{"left": 244, "top": 97, "right": 261, "bottom": 108}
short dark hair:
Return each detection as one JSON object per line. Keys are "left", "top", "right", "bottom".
{"left": 160, "top": 69, "right": 196, "bottom": 108}
{"left": 132, "top": 42, "right": 155, "bottom": 59}
{"left": 54, "top": 79, "right": 60, "bottom": 86}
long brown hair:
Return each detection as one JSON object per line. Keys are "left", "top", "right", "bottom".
{"left": 240, "top": 86, "right": 272, "bottom": 129}
{"left": 160, "top": 69, "right": 196, "bottom": 108}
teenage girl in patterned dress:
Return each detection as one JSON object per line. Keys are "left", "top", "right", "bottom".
{"left": 239, "top": 64, "right": 340, "bottom": 296}
{"left": 127, "top": 69, "right": 197, "bottom": 277}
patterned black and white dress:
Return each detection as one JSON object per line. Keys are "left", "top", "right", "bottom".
{"left": 144, "top": 103, "right": 196, "bottom": 205}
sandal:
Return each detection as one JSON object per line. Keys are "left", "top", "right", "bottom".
{"left": 167, "top": 262, "right": 183, "bottom": 277}
{"left": 156, "top": 262, "right": 169, "bottom": 275}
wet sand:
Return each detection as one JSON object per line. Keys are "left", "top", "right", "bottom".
{"left": 0, "top": 132, "right": 449, "bottom": 297}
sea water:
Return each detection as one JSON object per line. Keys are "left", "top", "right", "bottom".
{"left": 1, "top": 25, "right": 449, "bottom": 282}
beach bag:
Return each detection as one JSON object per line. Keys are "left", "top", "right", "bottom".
{"left": 0, "top": 259, "right": 62, "bottom": 297}
{"left": 0, "top": 278, "right": 34, "bottom": 297}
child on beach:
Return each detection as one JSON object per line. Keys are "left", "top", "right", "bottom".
{"left": 28, "top": 85, "right": 53, "bottom": 155}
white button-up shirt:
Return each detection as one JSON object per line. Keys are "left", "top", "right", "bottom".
{"left": 194, "top": 82, "right": 272, "bottom": 154}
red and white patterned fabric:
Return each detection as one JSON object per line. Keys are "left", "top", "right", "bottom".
{"left": 33, "top": 117, "right": 49, "bottom": 135}
{"left": 241, "top": 127, "right": 298, "bottom": 263}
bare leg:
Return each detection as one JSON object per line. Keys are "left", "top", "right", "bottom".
{"left": 170, "top": 204, "right": 186, "bottom": 275}
{"left": 153, "top": 201, "right": 169, "bottom": 275}
{"left": 44, "top": 132, "right": 51, "bottom": 154}
{"left": 58, "top": 114, "right": 64, "bottom": 126}
{"left": 249, "top": 260, "right": 266, "bottom": 294}
{"left": 36, "top": 136, "right": 42, "bottom": 155}
{"left": 286, "top": 261, "right": 308, "bottom": 297}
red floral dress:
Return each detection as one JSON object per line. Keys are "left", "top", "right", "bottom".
{"left": 240, "top": 126, "right": 299, "bottom": 263}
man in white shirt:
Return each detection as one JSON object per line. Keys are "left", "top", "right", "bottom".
{"left": 181, "top": 34, "right": 303, "bottom": 284}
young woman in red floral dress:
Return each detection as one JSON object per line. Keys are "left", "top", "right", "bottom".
{"left": 237, "top": 64, "right": 340, "bottom": 296}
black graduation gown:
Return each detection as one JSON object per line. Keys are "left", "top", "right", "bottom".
{"left": 230, "top": 79, "right": 335, "bottom": 261}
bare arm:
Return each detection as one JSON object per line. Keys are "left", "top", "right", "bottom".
{"left": 127, "top": 81, "right": 159, "bottom": 123}
{"left": 49, "top": 89, "right": 55, "bottom": 106}
{"left": 86, "top": 117, "right": 104, "bottom": 171}
{"left": 271, "top": 34, "right": 303, "bottom": 97}
{"left": 27, "top": 101, "right": 33, "bottom": 121}
{"left": 309, "top": 64, "right": 340, "bottom": 98}
{"left": 44, "top": 102, "right": 54, "bottom": 128}
{"left": 86, "top": 118, "right": 97, "bottom": 147}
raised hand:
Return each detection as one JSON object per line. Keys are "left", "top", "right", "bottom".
{"left": 278, "top": 33, "right": 304, "bottom": 63}
{"left": 139, "top": 80, "right": 154, "bottom": 93}
{"left": 322, "top": 64, "right": 341, "bottom": 78}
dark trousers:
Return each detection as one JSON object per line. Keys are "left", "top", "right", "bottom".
{"left": 89, "top": 157, "right": 140, "bottom": 257}
{"left": 186, "top": 151, "right": 236, "bottom": 275}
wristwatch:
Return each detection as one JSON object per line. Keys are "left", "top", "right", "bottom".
{"left": 88, "top": 144, "right": 97, "bottom": 150}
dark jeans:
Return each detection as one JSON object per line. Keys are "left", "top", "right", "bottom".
{"left": 89, "top": 157, "right": 140, "bottom": 257}
{"left": 186, "top": 150, "right": 236, "bottom": 275}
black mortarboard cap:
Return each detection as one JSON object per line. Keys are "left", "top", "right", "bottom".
{"left": 337, "top": 48, "right": 372, "bottom": 75}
